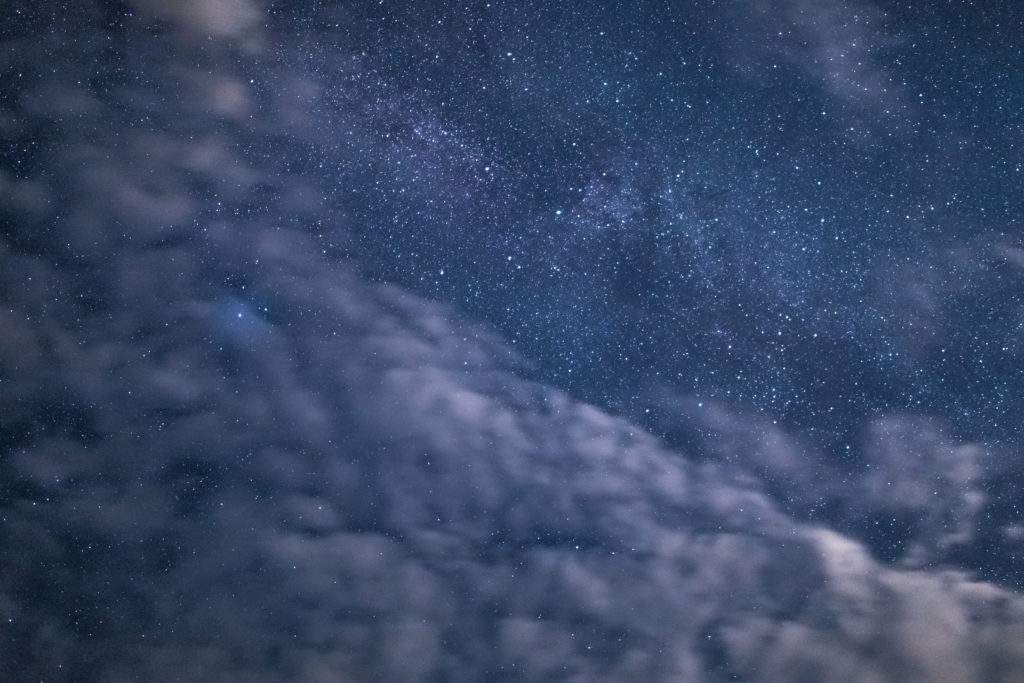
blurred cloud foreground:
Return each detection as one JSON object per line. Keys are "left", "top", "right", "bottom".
{"left": 2, "top": 1, "right": 1024, "bottom": 682}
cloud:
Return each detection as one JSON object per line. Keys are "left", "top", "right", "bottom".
{"left": 127, "top": 0, "right": 265, "bottom": 46}
{"left": 6, "top": 194, "right": 1024, "bottom": 681}
{"left": 730, "top": 0, "right": 915, "bottom": 142}
{"left": 637, "top": 383, "right": 1013, "bottom": 579}
{"left": 724, "top": 528, "right": 1024, "bottom": 682}
{"left": 857, "top": 417, "right": 986, "bottom": 559}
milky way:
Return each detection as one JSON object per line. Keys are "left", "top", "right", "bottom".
{"left": 2, "top": 1, "right": 1024, "bottom": 681}
{"left": 300, "top": 1, "right": 1023, "bottom": 435}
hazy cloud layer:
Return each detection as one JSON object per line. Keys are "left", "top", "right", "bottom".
{"left": 729, "top": 0, "right": 915, "bottom": 143}
{"left": 7, "top": 208, "right": 1024, "bottom": 681}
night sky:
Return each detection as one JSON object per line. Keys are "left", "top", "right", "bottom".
{"left": 3, "top": 1, "right": 1024, "bottom": 680}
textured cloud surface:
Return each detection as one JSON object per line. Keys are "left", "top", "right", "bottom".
{"left": 2, "top": 2, "right": 1023, "bottom": 681}
{"left": 7, "top": 212, "right": 1024, "bottom": 681}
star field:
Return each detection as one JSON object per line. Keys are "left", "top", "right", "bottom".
{"left": 280, "top": 1, "right": 1024, "bottom": 446}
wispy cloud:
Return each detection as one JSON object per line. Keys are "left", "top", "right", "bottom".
{"left": 734, "top": 0, "right": 915, "bottom": 142}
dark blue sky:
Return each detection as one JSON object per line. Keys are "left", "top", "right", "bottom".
{"left": 274, "top": 0, "right": 1024, "bottom": 444}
